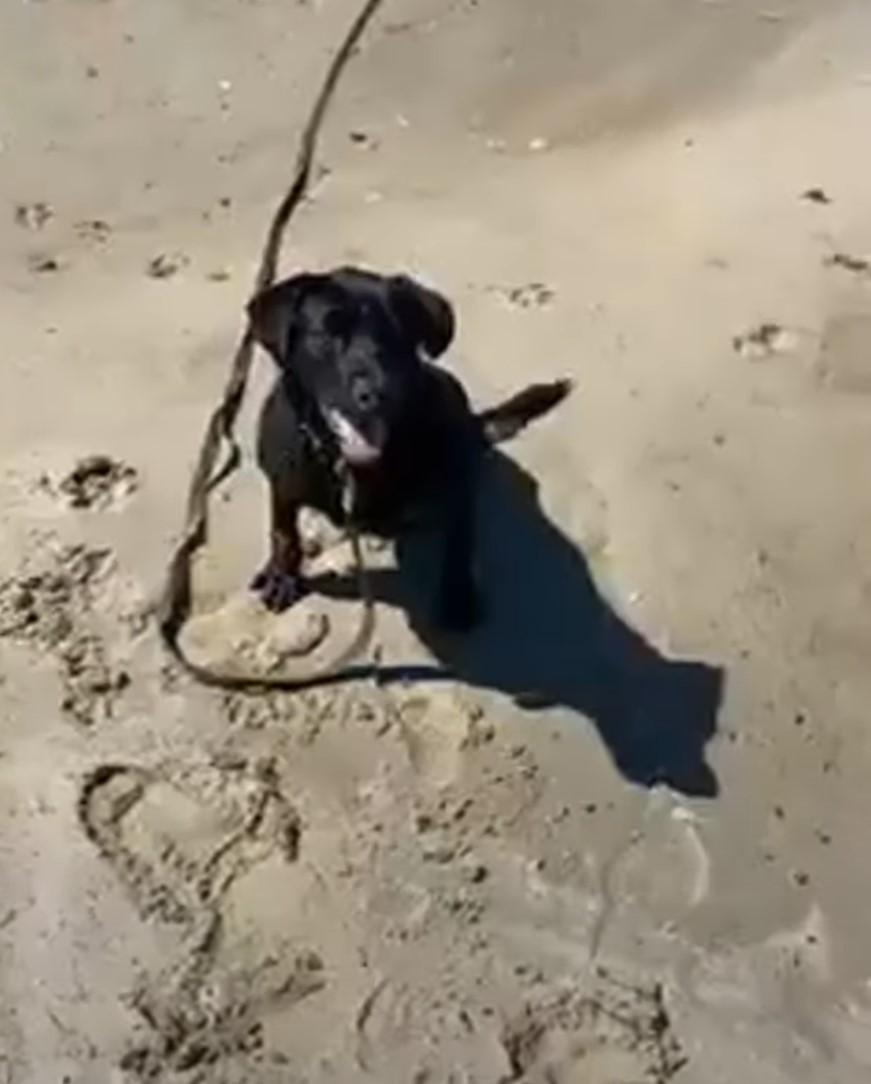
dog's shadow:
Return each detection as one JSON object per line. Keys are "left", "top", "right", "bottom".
{"left": 313, "top": 451, "right": 723, "bottom": 798}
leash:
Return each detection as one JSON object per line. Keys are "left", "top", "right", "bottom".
{"left": 157, "top": 0, "right": 387, "bottom": 692}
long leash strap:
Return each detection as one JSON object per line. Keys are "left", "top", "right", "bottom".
{"left": 157, "top": 0, "right": 387, "bottom": 692}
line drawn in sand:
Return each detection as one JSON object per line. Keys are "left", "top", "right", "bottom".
{"left": 77, "top": 756, "right": 322, "bottom": 1080}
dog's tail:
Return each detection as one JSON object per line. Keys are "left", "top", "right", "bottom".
{"left": 478, "top": 379, "right": 572, "bottom": 444}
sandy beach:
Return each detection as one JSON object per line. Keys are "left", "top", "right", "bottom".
{"left": 3, "top": 1, "right": 871, "bottom": 1080}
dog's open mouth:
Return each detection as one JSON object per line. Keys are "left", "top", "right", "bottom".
{"left": 324, "top": 409, "right": 384, "bottom": 467}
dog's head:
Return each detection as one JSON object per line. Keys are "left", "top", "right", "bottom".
{"left": 247, "top": 266, "right": 455, "bottom": 467}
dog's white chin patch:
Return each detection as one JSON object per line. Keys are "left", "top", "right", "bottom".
{"left": 326, "top": 409, "right": 382, "bottom": 466}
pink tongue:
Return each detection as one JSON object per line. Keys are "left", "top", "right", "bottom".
{"left": 342, "top": 439, "right": 380, "bottom": 465}
{"left": 328, "top": 411, "right": 380, "bottom": 464}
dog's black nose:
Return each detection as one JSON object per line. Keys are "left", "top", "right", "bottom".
{"left": 350, "top": 375, "right": 378, "bottom": 412}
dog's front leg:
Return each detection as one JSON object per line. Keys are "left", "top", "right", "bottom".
{"left": 436, "top": 478, "right": 480, "bottom": 632}
{"left": 251, "top": 483, "right": 308, "bottom": 612}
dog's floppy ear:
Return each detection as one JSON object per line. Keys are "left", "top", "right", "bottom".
{"left": 388, "top": 274, "right": 455, "bottom": 360}
{"left": 246, "top": 273, "right": 318, "bottom": 364}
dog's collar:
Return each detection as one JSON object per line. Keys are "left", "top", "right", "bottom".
{"left": 280, "top": 372, "right": 336, "bottom": 461}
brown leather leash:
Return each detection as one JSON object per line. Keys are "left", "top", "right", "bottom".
{"left": 157, "top": 0, "right": 388, "bottom": 692}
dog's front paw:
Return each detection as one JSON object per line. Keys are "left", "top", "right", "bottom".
{"left": 251, "top": 565, "right": 308, "bottom": 613}
{"left": 437, "top": 583, "right": 483, "bottom": 633}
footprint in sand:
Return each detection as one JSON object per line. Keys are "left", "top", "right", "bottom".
{"left": 0, "top": 542, "right": 133, "bottom": 726}
{"left": 181, "top": 590, "right": 331, "bottom": 680}
{"left": 395, "top": 688, "right": 492, "bottom": 790}
{"left": 51, "top": 454, "right": 139, "bottom": 510}
{"left": 499, "top": 971, "right": 686, "bottom": 1084}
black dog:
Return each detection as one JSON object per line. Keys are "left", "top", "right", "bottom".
{"left": 247, "top": 266, "right": 570, "bottom": 630}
